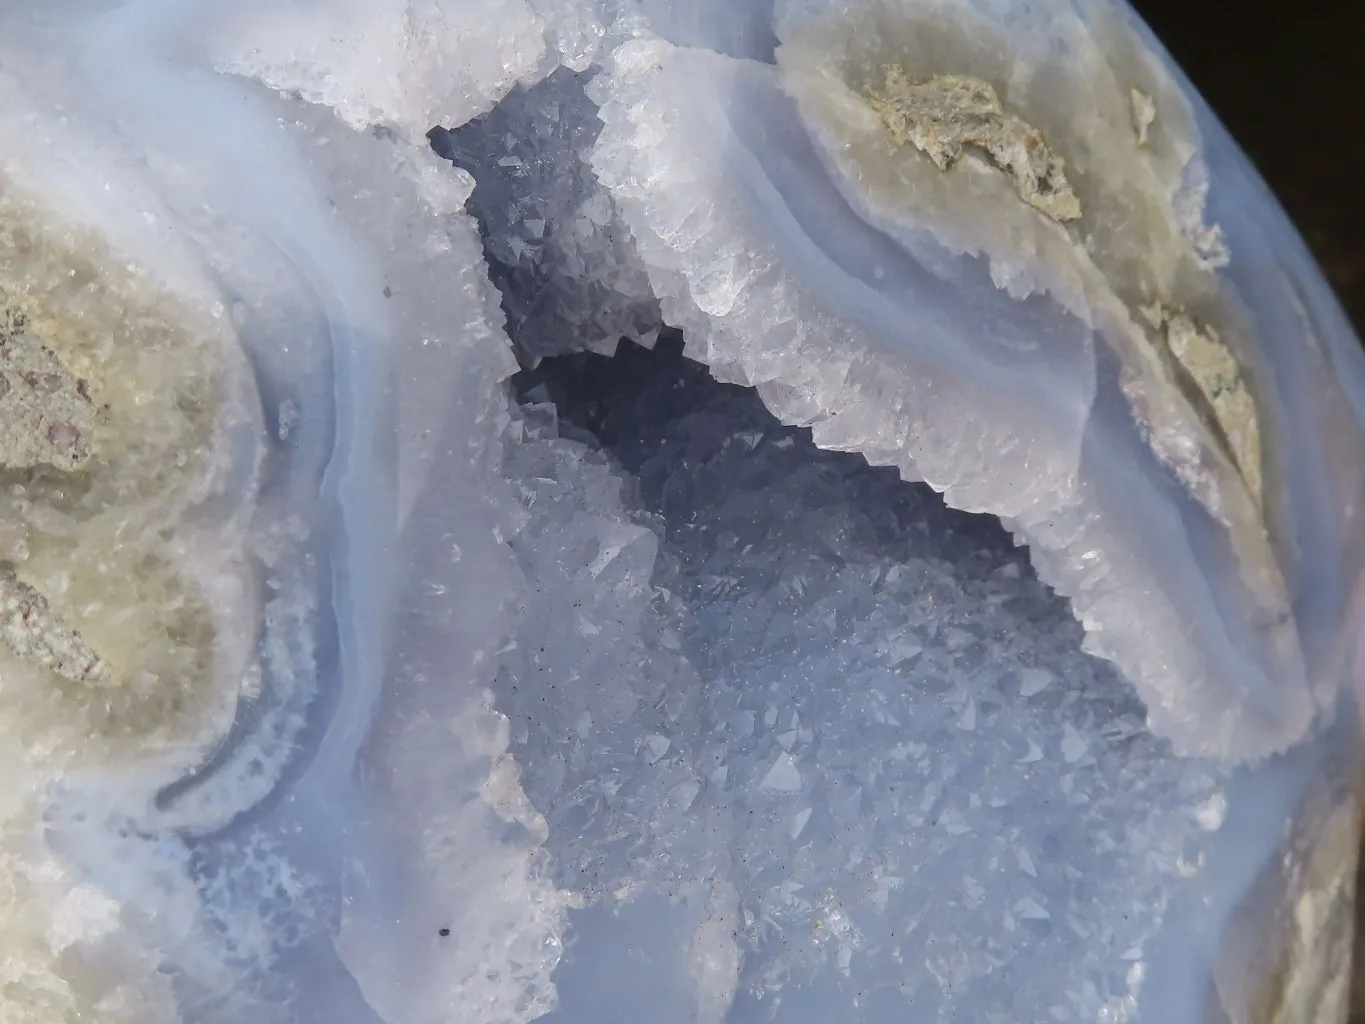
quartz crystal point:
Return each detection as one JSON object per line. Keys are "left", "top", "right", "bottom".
{"left": 0, "top": 1, "right": 1359, "bottom": 1023}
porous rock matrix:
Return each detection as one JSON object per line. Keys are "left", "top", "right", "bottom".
{"left": 0, "top": 2, "right": 1361, "bottom": 1024}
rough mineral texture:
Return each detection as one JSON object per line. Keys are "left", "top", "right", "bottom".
{"left": 866, "top": 67, "right": 1083, "bottom": 222}
{"left": 0, "top": 566, "right": 110, "bottom": 683}
{"left": 0, "top": 1, "right": 1359, "bottom": 1023}
{"left": 0, "top": 304, "right": 96, "bottom": 471}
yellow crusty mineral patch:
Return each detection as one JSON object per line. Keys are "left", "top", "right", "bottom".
{"left": 0, "top": 297, "right": 111, "bottom": 684}
{"left": 0, "top": 177, "right": 259, "bottom": 1024}
{"left": 1141, "top": 301, "right": 1263, "bottom": 505}
{"left": 864, "top": 66, "right": 1083, "bottom": 223}
{"left": 0, "top": 565, "right": 110, "bottom": 684}
{"left": 0, "top": 303, "right": 97, "bottom": 471}
{"left": 860, "top": 63, "right": 1261, "bottom": 510}
{"left": 0, "top": 188, "right": 235, "bottom": 752}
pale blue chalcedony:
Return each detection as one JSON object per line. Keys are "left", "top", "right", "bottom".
{"left": 0, "top": 1, "right": 1359, "bottom": 1023}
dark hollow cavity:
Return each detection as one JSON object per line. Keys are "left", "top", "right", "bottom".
{"left": 436, "top": 68, "right": 1209, "bottom": 1018}
{"left": 499, "top": 337, "right": 1174, "bottom": 1022}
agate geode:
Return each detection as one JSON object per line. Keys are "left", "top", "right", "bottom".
{"left": 0, "top": 1, "right": 1359, "bottom": 1023}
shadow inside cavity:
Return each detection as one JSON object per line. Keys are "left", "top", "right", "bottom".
{"left": 502, "top": 336, "right": 1221, "bottom": 1022}
{"left": 512, "top": 332, "right": 1016, "bottom": 556}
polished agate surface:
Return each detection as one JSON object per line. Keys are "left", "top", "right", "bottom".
{"left": 0, "top": 1, "right": 1361, "bottom": 1022}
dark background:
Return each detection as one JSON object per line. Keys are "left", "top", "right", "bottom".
{"left": 1131, "top": 0, "right": 1365, "bottom": 329}
{"left": 1125, "top": 0, "right": 1365, "bottom": 1014}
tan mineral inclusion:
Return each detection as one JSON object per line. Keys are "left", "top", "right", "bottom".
{"left": 0, "top": 299, "right": 110, "bottom": 685}
{"left": 865, "top": 66, "right": 1083, "bottom": 223}
{"left": 0, "top": 303, "right": 97, "bottom": 471}
{"left": 0, "top": 159, "right": 282, "bottom": 1018}
{"left": 1142, "top": 300, "right": 1264, "bottom": 505}
{"left": 0, "top": 567, "right": 110, "bottom": 684}
{"left": 861, "top": 50, "right": 1267, "bottom": 520}
{"left": 0, "top": 188, "right": 247, "bottom": 757}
